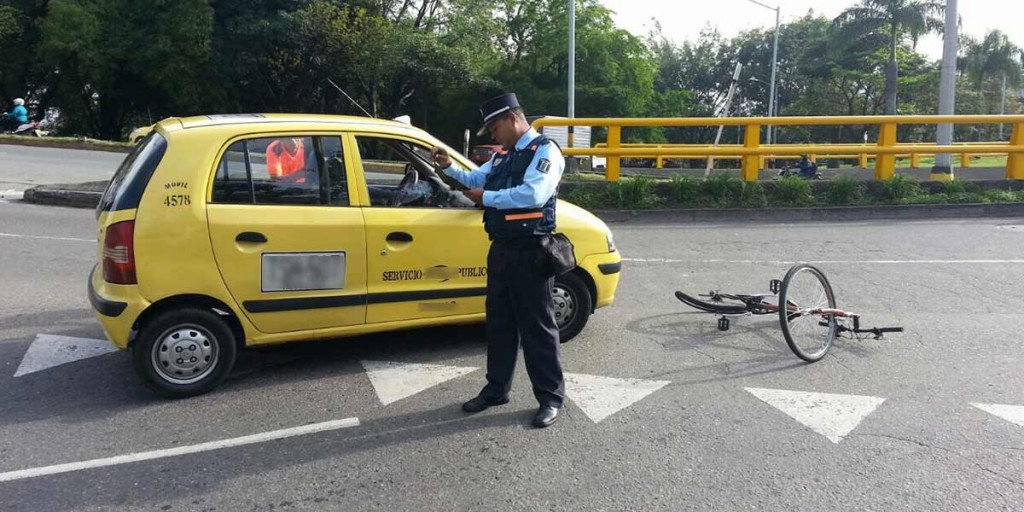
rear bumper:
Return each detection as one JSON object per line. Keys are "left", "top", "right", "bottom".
{"left": 578, "top": 251, "right": 621, "bottom": 309}
{"left": 88, "top": 266, "right": 147, "bottom": 349}
{"left": 88, "top": 269, "right": 127, "bottom": 317}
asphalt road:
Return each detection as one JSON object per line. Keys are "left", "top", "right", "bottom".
{"left": 1, "top": 196, "right": 1023, "bottom": 511}
{"left": 0, "top": 144, "right": 124, "bottom": 193}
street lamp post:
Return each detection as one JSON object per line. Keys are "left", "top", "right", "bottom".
{"left": 746, "top": 0, "right": 780, "bottom": 145}
{"left": 933, "top": 0, "right": 957, "bottom": 180}
{"left": 568, "top": 0, "right": 576, "bottom": 172}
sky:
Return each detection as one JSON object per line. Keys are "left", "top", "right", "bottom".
{"left": 599, "top": 0, "right": 1024, "bottom": 61}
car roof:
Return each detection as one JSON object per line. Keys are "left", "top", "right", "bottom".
{"left": 156, "top": 113, "right": 424, "bottom": 136}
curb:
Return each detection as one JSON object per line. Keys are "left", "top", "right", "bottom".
{"left": 22, "top": 183, "right": 106, "bottom": 209}
{"left": 0, "top": 137, "right": 132, "bottom": 153}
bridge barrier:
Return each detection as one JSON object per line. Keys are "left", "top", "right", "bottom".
{"left": 531, "top": 115, "right": 1024, "bottom": 182}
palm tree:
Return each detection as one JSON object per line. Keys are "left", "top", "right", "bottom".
{"left": 833, "top": 0, "right": 945, "bottom": 115}
{"left": 960, "top": 30, "right": 1023, "bottom": 138}
{"left": 961, "top": 30, "right": 1022, "bottom": 96}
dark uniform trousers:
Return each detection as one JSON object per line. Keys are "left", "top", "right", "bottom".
{"left": 480, "top": 236, "right": 564, "bottom": 408}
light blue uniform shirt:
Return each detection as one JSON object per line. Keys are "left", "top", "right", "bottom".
{"left": 443, "top": 128, "right": 564, "bottom": 209}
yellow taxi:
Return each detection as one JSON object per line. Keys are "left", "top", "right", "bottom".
{"left": 89, "top": 114, "right": 621, "bottom": 397}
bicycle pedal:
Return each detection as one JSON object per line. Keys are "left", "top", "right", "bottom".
{"left": 718, "top": 317, "right": 730, "bottom": 331}
{"left": 769, "top": 279, "right": 781, "bottom": 294}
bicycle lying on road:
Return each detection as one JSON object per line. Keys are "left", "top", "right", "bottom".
{"left": 674, "top": 264, "right": 902, "bottom": 362}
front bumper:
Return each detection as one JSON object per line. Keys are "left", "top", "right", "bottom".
{"left": 578, "top": 251, "right": 621, "bottom": 309}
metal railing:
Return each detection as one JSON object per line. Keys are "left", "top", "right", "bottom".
{"left": 591, "top": 142, "right": 1009, "bottom": 170}
{"left": 532, "top": 115, "right": 1024, "bottom": 182}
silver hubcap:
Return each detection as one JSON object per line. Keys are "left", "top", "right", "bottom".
{"left": 151, "top": 325, "right": 219, "bottom": 385}
{"left": 553, "top": 285, "right": 576, "bottom": 329}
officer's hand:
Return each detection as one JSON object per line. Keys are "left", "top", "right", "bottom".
{"left": 464, "top": 188, "right": 484, "bottom": 205}
{"left": 430, "top": 147, "right": 451, "bottom": 169}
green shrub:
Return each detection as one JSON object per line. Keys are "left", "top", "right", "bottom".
{"left": 700, "top": 174, "right": 742, "bottom": 206}
{"left": 824, "top": 176, "right": 863, "bottom": 205}
{"left": 940, "top": 180, "right": 967, "bottom": 195}
{"left": 944, "top": 192, "right": 980, "bottom": 204}
{"left": 740, "top": 181, "right": 768, "bottom": 208}
{"left": 983, "top": 189, "right": 1018, "bottom": 203}
{"left": 597, "top": 176, "right": 658, "bottom": 209}
{"left": 901, "top": 194, "right": 947, "bottom": 205}
{"left": 561, "top": 186, "right": 601, "bottom": 209}
{"left": 667, "top": 175, "right": 700, "bottom": 205}
{"left": 772, "top": 176, "right": 815, "bottom": 206}
{"left": 621, "top": 176, "right": 657, "bottom": 208}
{"left": 880, "top": 174, "right": 922, "bottom": 202}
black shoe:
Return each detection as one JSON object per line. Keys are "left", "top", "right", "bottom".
{"left": 462, "top": 394, "right": 510, "bottom": 413}
{"left": 532, "top": 405, "right": 560, "bottom": 428}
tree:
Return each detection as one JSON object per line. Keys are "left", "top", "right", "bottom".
{"left": 40, "top": 0, "right": 213, "bottom": 138}
{"left": 833, "top": 0, "right": 944, "bottom": 115}
{"left": 0, "top": 1, "right": 54, "bottom": 119}
{"left": 960, "top": 29, "right": 1023, "bottom": 120}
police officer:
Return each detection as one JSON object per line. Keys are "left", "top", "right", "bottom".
{"left": 430, "top": 93, "right": 565, "bottom": 428}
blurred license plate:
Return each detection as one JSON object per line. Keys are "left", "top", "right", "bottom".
{"left": 262, "top": 252, "right": 346, "bottom": 292}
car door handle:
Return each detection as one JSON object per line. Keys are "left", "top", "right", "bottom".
{"left": 386, "top": 232, "right": 413, "bottom": 243}
{"left": 236, "top": 232, "right": 267, "bottom": 243}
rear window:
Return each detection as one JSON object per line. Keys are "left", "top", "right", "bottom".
{"left": 96, "top": 132, "right": 168, "bottom": 216}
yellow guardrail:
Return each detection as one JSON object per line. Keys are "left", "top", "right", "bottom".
{"left": 592, "top": 143, "right": 1008, "bottom": 170}
{"left": 532, "top": 115, "right": 1024, "bottom": 182}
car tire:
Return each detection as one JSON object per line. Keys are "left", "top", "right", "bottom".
{"left": 132, "top": 308, "right": 238, "bottom": 398}
{"left": 554, "top": 272, "right": 592, "bottom": 343}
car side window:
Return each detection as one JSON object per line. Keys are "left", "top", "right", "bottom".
{"left": 355, "top": 135, "right": 459, "bottom": 208}
{"left": 211, "top": 136, "right": 349, "bottom": 207}
{"left": 211, "top": 141, "right": 251, "bottom": 204}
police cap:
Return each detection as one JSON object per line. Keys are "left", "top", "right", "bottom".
{"left": 477, "top": 93, "right": 520, "bottom": 136}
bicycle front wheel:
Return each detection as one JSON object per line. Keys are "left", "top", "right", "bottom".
{"left": 778, "top": 264, "right": 837, "bottom": 362}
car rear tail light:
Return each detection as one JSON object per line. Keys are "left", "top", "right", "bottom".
{"left": 103, "top": 220, "right": 137, "bottom": 284}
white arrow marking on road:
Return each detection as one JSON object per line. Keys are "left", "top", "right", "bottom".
{"left": 0, "top": 417, "right": 360, "bottom": 483}
{"left": 972, "top": 403, "right": 1024, "bottom": 428}
{"left": 361, "top": 360, "right": 478, "bottom": 405}
{"left": 14, "top": 334, "right": 118, "bottom": 378}
{"left": 745, "top": 387, "right": 886, "bottom": 444}
{"left": 564, "top": 373, "right": 670, "bottom": 423}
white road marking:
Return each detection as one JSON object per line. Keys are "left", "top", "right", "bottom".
{"left": 0, "top": 189, "right": 23, "bottom": 200}
{"left": 623, "top": 258, "right": 1024, "bottom": 265}
{"left": 362, "top": 360, "right": 478, "bottom": 405}
{"left": 14, "top": 334, "right": 118, "bottom": 377}
{"left": 972, "top": 403, "right": 1024, "bottom": 428}
{"left": 745, "top": 387, "right": 886, "bottom": 444}
{"left": 0, "top": 417, "right": 360, "bottom": 483}
{"left": 0, "top": 232, "right": 96, "bottom": 243}
{"left": 564, "top": 373, "right": 670, "bottom": 423}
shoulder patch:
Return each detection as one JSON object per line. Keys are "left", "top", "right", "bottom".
{"left": 537, "top": 158, "right": 551, "bottom": 174}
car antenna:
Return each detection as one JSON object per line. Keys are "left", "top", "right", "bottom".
{"left": 326, "top": 78, "right": 374, "bottom": 118}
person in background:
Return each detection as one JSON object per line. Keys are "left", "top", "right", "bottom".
{"left": 2, "top": 98, "right": 28, "bottom": 132}
{"left": 266, "top": 137, "right": 307, "bottom": 181}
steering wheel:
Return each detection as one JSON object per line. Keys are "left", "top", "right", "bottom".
{"left": 390, "top": 169, "right": 419, "bottom": 206}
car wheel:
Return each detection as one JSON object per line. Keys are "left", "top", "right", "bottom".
{"left": 132, "top": 308, "right": 238, "bottom": 398}
{"left": 554, "top": 272, "right": 592, "bottom": 343}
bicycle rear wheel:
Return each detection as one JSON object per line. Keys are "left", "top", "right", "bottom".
{"left": 778, "top": 264, "right": 837, "bottom": 362}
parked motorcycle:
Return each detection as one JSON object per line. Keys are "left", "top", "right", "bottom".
{"left": 2, "top": 121, "right": 44, "bottom": 137}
